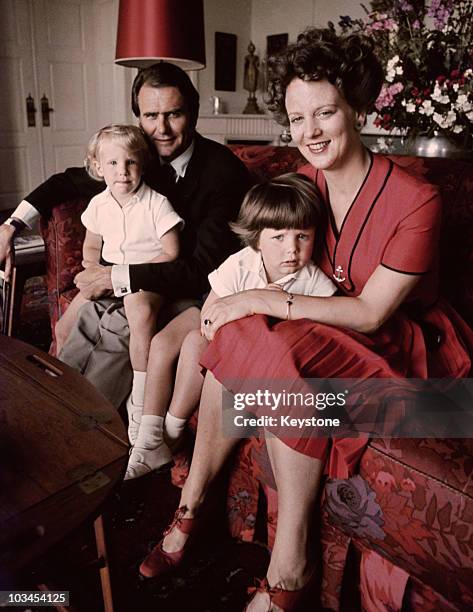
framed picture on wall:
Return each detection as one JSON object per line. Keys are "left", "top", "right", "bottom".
{"left": 215, "top": 32, "right": 237, "bottom": 91}
{"left": 266, "top": 33, "right": 289, "bottom": 58}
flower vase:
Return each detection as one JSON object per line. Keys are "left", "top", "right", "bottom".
{"left": 408, "top": 135, "right": 472, "bottom": 159}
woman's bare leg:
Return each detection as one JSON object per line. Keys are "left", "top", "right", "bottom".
{"left": 163, "top": 370, "right": 241, "bottom": 552}
{"left": 246, "top": 435, "right": 323, "bottom": 612}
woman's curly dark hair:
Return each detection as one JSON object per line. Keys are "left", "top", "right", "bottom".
{"left": 266, "top": 28, "right": 384, "bottom": 126}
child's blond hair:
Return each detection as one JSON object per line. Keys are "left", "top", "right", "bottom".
{"left": 85, "top": 124, "right": 151, "bottom": 180}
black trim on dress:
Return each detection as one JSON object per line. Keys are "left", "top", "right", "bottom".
{"left": 381, "top": 262, "right": 430, "bottom": 276}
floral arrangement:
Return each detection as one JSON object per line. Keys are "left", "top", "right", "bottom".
{"left": 338, "top": 0, "right": 473, "bottom": 145}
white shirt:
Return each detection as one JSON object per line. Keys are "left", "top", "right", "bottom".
{"left": 169, "top": 140, "right": 194, "bottom": 179}
{"left": 112, "top": 141, "right": 194, "bottom": 293}
{"left": 209, "top": 246, "right": 337, "bottom": 297}
{"left": 81, "top": 182, "right": 183, "bottom": 265}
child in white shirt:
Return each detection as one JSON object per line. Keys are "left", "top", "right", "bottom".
{"left": 55, "top": 125, "right": 183, "bottom": 455}
{"left": 127, "top": 173, "right": 336, "bottom": 478}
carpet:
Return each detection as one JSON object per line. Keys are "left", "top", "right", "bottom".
{"left": 23, "top": 470, "right": 273, "bottom": 612}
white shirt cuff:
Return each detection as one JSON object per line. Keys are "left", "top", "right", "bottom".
{"left": 111, "top": 264, "right": 131, "bottom": 296}
{"left": 12, "top": 200, "right": 40, "bottom": 229}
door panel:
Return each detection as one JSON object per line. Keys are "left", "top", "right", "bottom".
{"left": 0, "top": 0, "right": 44, "bottom": 210}
{"left": 33, "top": 0, "right": 99, "bottom": 176}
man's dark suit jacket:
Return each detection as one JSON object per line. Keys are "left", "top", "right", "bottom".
{"left": 26, "top": 133, "right": 252, "bottom": 299}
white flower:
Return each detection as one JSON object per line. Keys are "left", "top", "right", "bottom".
{"left": 431, "top": 84, "right": 450, "bottom": 104}
{"left": 453, "top": 125, "right": 464, "bottom": 133}
{"left": 420, "top": 100, "right": 435, "bottom": 116}
{"left": 406, "top": 102, "right": 416, "bottom": 113}
{"left": 433, "top": 110, "right": 457, "bottom": 128}
{"left": 467, "top": 110, "right": 473, "bottom": 120}
{"left": 453, "top": 83, "right": 459, "bottom": 92}
{"left": 386, "top": 56, "right": 402, "bottom": 83}
{"left": 445, "top": 110, "right": 457, "bottom": 127}
{"left": 456, "top": 94, "right": 473, "bottom": 113}
{"left": 464, "top": 68, "right": 473, "bottom": 79}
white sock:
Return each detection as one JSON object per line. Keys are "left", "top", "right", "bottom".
{"left": 135, "top": 414, "right": 165, "bottom": 449}
{"left": 132, "top": 370, "right": 147, "bottom": 406}
{"left": 164, "top": 411, "right": 187, "bottom": 442}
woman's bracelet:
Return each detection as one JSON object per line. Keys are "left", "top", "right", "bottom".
{"left": 285, "top": 291, "right": 294, "bottom": 320}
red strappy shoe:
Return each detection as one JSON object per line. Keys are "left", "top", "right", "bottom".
{"left": 244, "top": 574, "right": 315, "bottom": 612}
{"left": 139, "top": 505, "right": 198, "bottom": 579}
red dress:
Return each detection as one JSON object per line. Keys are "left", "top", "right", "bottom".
{"left": 201, "top": 153, "right": 473, "bottom": 477}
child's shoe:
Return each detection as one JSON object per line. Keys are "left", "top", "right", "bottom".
{"left": 124, "top": 414, "right": 171, "bottom": 480}
{"left": 124, "top": 441, "right": 172, "bottom": 480}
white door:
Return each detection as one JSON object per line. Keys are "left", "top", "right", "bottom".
{"left": 0, "top": 0, "right": 44, "bottom": 210}
{"left": 0, "top": 0, "right": 131, "bottom": 212}
{"left": 32, "top": 0, "right": 100, "bottom": 176}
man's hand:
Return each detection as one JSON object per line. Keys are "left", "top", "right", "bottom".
{"left": 0, "top": 224, "right": 16, "bottom": 282}
{"left": 74, "top": 264, "right": 113, "bottom": 300}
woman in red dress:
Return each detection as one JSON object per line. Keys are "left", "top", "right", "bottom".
{"left": 139, "top": 28, "right": 473, "bottom": 611}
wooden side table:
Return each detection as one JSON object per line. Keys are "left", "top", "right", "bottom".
{"left": 0, "top": 335, "right": 128, "bottom": 611}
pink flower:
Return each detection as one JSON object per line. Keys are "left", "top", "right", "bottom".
{"left": 374, "top": 470, "right": 396, "bottom": 493}
{"left": 375, "top": 82, "right": 404, "bottom": 111}
{"left": 427, "top": 0, "right": 453, "bottom": 29}
{"left": 401, "top": 477, "right": 416, "bottom": 492}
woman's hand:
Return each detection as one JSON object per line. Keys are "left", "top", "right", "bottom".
{"left": 201, "top": 290, "right": 257, "bottom": 340}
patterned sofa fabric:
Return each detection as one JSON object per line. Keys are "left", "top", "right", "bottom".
{"left": 40, "top": 198, "right": 88, "bottom": 338}
{"left": 325, "top": 443, "right": 473, "bottom": 610}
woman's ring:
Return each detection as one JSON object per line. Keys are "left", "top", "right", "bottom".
{"left": 204, "top": 319, "right": 212, "bottom": 326}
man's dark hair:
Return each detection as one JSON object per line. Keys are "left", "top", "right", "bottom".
{"left": 131, "top": 62, "right": 200, "bottom": 126}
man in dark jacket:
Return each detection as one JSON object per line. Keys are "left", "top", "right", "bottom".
{"left": 0, "top": 63, "right": 251, "bottom": 408}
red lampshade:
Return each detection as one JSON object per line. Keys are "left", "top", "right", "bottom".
{"left": 115, "top": 0, "right": 206, "bottom": 70}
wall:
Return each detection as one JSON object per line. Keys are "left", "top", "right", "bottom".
{"left": 198, "top": 0, "right": 368, "bottom": 116}
{"left": 251, "top": 0, "right": 367, "bottom": 75}
{"left": 197, "top": 0, "right": 252, "bottom": 115}
{"left": 93, "top": 0, "right": 135, "bottom": 127}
